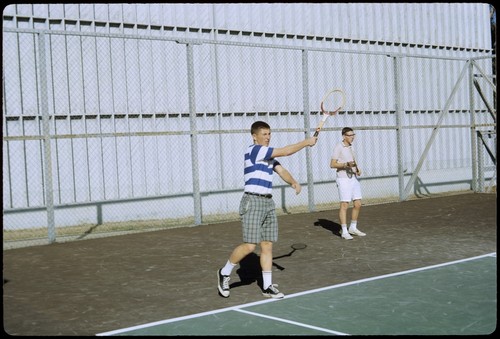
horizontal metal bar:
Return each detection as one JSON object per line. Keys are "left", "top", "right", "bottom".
{"left": 3, "top": 123, "right": 496, "bottom": 142}
{"left": 3, "top": 27, "right": 487, "bottom": 62}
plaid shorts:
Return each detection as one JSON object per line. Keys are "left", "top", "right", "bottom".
{"left": 239, "top": 193, "right": 278, "bottom": 243}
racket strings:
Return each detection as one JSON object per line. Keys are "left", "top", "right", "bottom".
{"left": 321, "top": 90, "right": 345, "bottom": 115}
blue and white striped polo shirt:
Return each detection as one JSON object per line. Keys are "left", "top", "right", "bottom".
{"left": 244, "top": 144, "right": 281, "bottom": 195}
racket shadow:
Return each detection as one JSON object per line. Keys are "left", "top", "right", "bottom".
{"left": 272, "top": 243, "right": 307, "bottom": 271}
{"left": 314, "top": 218, "right": 342, "bottom": 238}
{"left": 231, "top": 243, "right": 308, "bottom": 289}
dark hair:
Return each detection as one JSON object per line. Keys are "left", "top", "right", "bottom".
{"left": 251, "top": 121, "right": 270, "bottom": 134}
{"left": 342, "top": 127, "right": 353, "bottom": 135}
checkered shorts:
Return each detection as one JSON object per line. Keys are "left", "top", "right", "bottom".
{"left": 239, "top": 193, "right": 278, "bottom": 243}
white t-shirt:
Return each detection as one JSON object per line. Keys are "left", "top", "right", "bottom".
{"left": 331, "top": 141, "right": 357, "bottom": 179}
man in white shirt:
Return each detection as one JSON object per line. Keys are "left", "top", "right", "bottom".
{"left": 330, "top": 127, "right": 366, "bottom": 240}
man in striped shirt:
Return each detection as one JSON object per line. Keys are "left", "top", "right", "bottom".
{"left": 217, "top": 121, "right": 317, "bottom": 299}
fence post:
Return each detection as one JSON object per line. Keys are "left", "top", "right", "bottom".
{"left": 302, "top": 49, "right": 315, "bottom": 212}
{"left": 392, "top": 55, "right": 405, "bottom": 201}
{"left": 38, "top": 32, "right": 56, "bottom": 243}
{"left": 186, "top": 42, "right": 202, "bottom": 225}
{"left": 468, "top": 60, "right": 479, "bottom": 192}
{"left": 402, "top": 61, "right": 469, "bottom": 200}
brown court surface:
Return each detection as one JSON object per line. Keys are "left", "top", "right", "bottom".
{"left": 2, "top": 192, "right": 497, "bottom": 336}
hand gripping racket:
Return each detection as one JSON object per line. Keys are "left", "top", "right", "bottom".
{"left": 313, "top": 88, "right": 346, "bottom": 137}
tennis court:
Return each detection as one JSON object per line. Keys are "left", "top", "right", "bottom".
{"left": 98, "top": 253, "right": 496, "bottom": 336}
{"left": 3, "top": 192, "right": 497, "bottom": 336}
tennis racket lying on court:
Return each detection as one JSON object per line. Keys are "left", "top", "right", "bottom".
{"left": 313, "top": 88, "right": 346, "bottom": 137}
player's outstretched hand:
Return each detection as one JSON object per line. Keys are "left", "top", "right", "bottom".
{"left": 307, "top": 136, "right": 318, "bottom": 146}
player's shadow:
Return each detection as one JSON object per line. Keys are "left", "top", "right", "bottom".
{"left": 314, "top": 218, "right": 342, "bottom": 237}
{"left": 230, "top": 251, "right": 292, "bottom": 290}
{"left": 231, "top": 253, "right": 263, "bottom": 289}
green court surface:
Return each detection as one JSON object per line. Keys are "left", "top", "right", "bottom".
{"left": 98, "top": 253, "right": 496, "bottom": 336}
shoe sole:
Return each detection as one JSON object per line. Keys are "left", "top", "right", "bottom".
{"left": 349, "top": 232, "right": 366, "bottom": 236}
{"left": 262, "top": 293, "right": 284, "bottom": 299}
{"left": 341, "top": 235, "right": 353, "bottom": 240}
{"left": 217, "top": 270, "right": 230, "bottom": 298}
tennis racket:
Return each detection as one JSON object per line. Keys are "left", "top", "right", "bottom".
{"left": 349, "top": 146, "right": 361, "bottom": 176}
{"left": 313, "top": 88, "right": 346, "bottom": 137}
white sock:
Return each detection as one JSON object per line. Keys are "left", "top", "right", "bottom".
{"left": 341, "top": 224, "right": 348, "bottom": 234}
{"left": 221, "top": 260, "right": 236, "bottom": 276}
{"left": 349, "top": 221, "right": 357, "bottom": 231}
{"left": 262, "top": 271, "right": 272, "bottom": 290}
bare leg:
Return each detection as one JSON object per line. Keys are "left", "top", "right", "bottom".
{"left": 351, "top": 199, "right": 362, "bottom": 222}
{"left": 229, "top": 243, "right": 256, "bottom": 265}
{"left": 339, "top": 201, "right": 349, "bottom": 225}
{"left": 259, "top": 241, "right": 273, "bottom": 271}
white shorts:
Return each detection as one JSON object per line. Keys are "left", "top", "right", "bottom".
{"left": 336, "top": 177, "right": 362, "bottom": 202}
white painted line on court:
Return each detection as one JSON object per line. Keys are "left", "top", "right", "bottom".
{"left": 283, "top": 252, "right": 497, "bottom": 299}
{"left": 234, "top": 308, "right": 349, "bottom": 335}
{"left": 96, "top": 299, "right": 281, "bottom": 336}
{"left": 96, "top": 252, "right": 495, "bottom": 336}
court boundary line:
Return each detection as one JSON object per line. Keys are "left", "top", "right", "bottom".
{"left": 96, "top": 252, "right": 496, "bottom": 336}
{"left": 284, "top": 252, "right": 496, "bottom": 299}
{"left": 234, "top": 308, "right": 349, "bottom": 335}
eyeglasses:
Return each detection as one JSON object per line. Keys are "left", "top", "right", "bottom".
{"left": 344, "top": 134, "right": 356, "bottom": 137}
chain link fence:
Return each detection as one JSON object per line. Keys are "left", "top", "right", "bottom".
{"left": 3, "top": 28, "right": 496, "bottom": 248}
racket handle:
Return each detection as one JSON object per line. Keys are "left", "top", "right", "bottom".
{"left": 313, "top": 121, "right": 325, "bottom": 137}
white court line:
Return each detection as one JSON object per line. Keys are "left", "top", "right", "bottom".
{"left": 96, "top": 252, "right": 496, "bottom": 336}
{"left": 234, "top": 308, "right": 349, "bottom": 335}
{"left": 283, "top": 252, "right": 497, "bottom": 300}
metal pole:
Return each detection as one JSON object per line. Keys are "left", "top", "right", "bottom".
{"left": 402, "top": 61, "right": 469, "bottom": 200}
{"left": 393, "top": 56, "right": 405, "bottom": 201}
{"left": 186, "top": 43, "right": 202, "bottom": 225}
{"left": 468, "top": 60, "right": 478, "bottom": 192}
{"left": 38, "top": 32, "right": 56, "bottom": 243}
{"left": 302, "top": 49, "right": 315, "bottom": 212}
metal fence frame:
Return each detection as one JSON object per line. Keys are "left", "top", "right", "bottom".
{"left": 3, "top": 28, "right": 496, "bottom": 246}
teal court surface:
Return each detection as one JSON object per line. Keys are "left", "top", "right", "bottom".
{"left": 97, "top": 253, "right": 496, "bottom": 336}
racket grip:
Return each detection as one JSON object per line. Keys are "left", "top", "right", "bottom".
{"left": 313, "top": 121, "right": 324, "bottom": 137}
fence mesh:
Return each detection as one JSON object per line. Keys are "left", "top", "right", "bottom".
{"left": 3, "top": 29, "right": 496, "bottom": 248}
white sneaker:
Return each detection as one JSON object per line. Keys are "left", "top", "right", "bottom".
{"left": 262, "top": 284, "right": 285, "bottom": 299}
{"left": 341, "top": 232, "right": 353, "bottom": 240}
{"left": 349, "top": 229, "right": 366, "bottom": 236}
{"left": 217, "top": 269, "right": 230, "bottom": 298}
